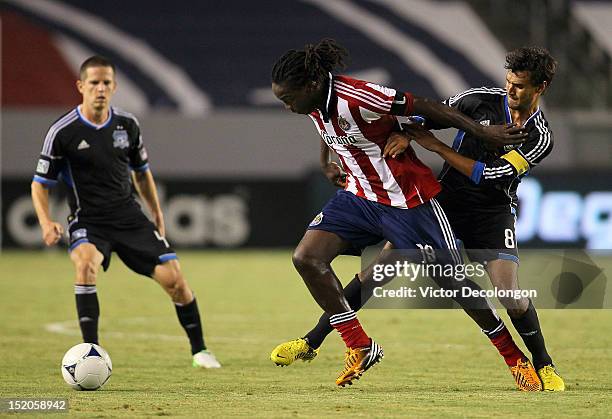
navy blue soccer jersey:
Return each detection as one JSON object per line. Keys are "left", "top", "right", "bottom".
{"left": 33, "top": 106, "right": 149, "bottom": 224}
{"left": 433, "top": 87, "right": 553, "bottom": 209}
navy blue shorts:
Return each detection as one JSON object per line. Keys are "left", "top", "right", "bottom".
{"left": 68, "top": 218, "right": 177, "bottom": 278}
{"left": 436, "top": 189, "right": 519, "bottom": 264}
{"left": 308, "top": 191, "right": 461, "bottom": 263}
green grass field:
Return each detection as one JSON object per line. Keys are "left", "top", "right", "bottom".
{"left": 1, "top": 250, "right": 611, "bottom": 418}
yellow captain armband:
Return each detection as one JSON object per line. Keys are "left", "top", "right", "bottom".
{"left": 501, "top": 150, "right": 530, "bottom": 175}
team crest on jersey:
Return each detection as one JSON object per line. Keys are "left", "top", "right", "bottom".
{"left": 112, "top": 130, "right": 129, "bottom": 149}
{"left": 309, "top": 212, "right": 324, "bottom": 227}
{"left": 338, "top": 116, "right": 351, "bottom": 131}
{"left": 36, "top": 159, "right": 50, "bottom": 174}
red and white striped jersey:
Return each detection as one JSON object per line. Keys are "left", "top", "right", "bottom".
{"left": 309, "top": 75, "right": 441, "bottom": 209}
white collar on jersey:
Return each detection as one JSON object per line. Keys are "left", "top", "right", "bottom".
{"left": 321, "top": 72, "right": 333, "bottom": 123}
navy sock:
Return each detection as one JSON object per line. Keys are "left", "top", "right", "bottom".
{"left": 74, "top": 284, "right": 99, "bottom": 344}
{"left": 175, "top": 297, "right": 206, "bottom": 355}
{"left": 510, "top": 300, "right": 553, "bottom": 369}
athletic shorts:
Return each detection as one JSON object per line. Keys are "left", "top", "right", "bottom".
{"left": 307, "top": 190, "right": 461, "bottom": 265}
{"left": 67, "top": 216, "right": 177, "bottom": 277}
{"left": 436, "top": 190, "right": 519, "bottom": 264}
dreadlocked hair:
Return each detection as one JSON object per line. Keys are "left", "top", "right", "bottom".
{"left": 271, "top": 39, "right": 349, "bottom": 89}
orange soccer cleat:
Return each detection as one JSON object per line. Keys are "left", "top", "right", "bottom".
{"left": 336, "top": 339, "right": 384, "bottom": 387}
{"left": 510, "top": 357, "right": 543, "bottom": 391}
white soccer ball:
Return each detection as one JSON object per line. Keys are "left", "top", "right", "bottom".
{"left": 61, "top": 343, "right": 112, "bottom": 391}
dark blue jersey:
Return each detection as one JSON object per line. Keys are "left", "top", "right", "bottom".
{"left": 33, "top": 106, "right": 149, "bottom": 225}
{"left": 433, "top": 88, "right": 553, "bottom": 210}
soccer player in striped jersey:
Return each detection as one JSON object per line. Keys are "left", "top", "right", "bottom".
{"left": 270, "top": 39, "right": 530, "bottom": 387}
{"left": 31, "top": 56, "right": 220, "bottom": 369}
{"left": 272, "top": 46, "right": 563, "bottom": 391}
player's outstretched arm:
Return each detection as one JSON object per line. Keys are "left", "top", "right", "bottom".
{"left": 412, "top": 96, "right": 525, "bottom": 145}
{"left": 403, "top": 125, "right": 476, "bottom": 179}
{"left": 406, "top": 124, "right": 549, "bottom": 186}
{"left": 132, "top": 170, "right": 165, "bottom": 237}
{"left": 31, "top": 181, "right": 64, "bottom": 246}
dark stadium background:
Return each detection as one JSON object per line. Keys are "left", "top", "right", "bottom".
{"left": 2, "top": 0, "right": 611, "bottom": 251}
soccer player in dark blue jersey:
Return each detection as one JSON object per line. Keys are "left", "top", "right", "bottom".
{"left": 403, "top": 47, "right": 563, "bottom": 391}
{"left": 31, "top": 56, "right": 221, "bottom": 369}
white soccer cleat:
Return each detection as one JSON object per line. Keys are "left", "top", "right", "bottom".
{"left": 192, "top": 350, "right": 221, "bottom": 369}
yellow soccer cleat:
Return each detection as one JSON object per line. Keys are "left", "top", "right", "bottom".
{"left": 271, "top": 338, "right": 319, "bottom": 366}
{"left": 509, "top": 357, "right": 543, "bottom": 391}
{"left": 538, "top": 365, "right": 565, "bottom": 391}
{"left": 336, "top": 339, "right": 383, "bottom": 387}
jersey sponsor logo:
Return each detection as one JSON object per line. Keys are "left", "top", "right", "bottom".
{"left": 36, "top": 159, "right": 50, "bottom": 174}
{"left": 71, "top": 228, "right": 87, "bottom": 241}
{"left": 309, "top": 212, "right": 324, "bottom": 227}
{"left": 320, "top": 131, "right": 357, "bottom": 146}
{"left": 77, "top": 140, "right": 90, "bottom": 150}
{"left": 338, "top": 116, "right": 351, "bottom": 131}
{"left": 112, "top": 130, "right": 129, "bottom": 149}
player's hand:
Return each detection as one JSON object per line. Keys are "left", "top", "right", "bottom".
{"left": 383, "top": 132, "right": 411, "bottom": 158}
{"left": 153, "top": 212, "right": 166, "bottom": 237}
{"left": 402, "top": 125, "right": 443, "bottom": 152}
{"left": 41, "top": 221, "right": 64, "bottom": 246}
{"left": 479, "top": 123, "right": 527, "bottom": 145}
{"left": 322, "top": 162, "right": 347, "bottom": 188}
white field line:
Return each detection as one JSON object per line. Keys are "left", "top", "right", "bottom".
{"left": 44, "top": 318, "right": 259, "bottom": 343}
